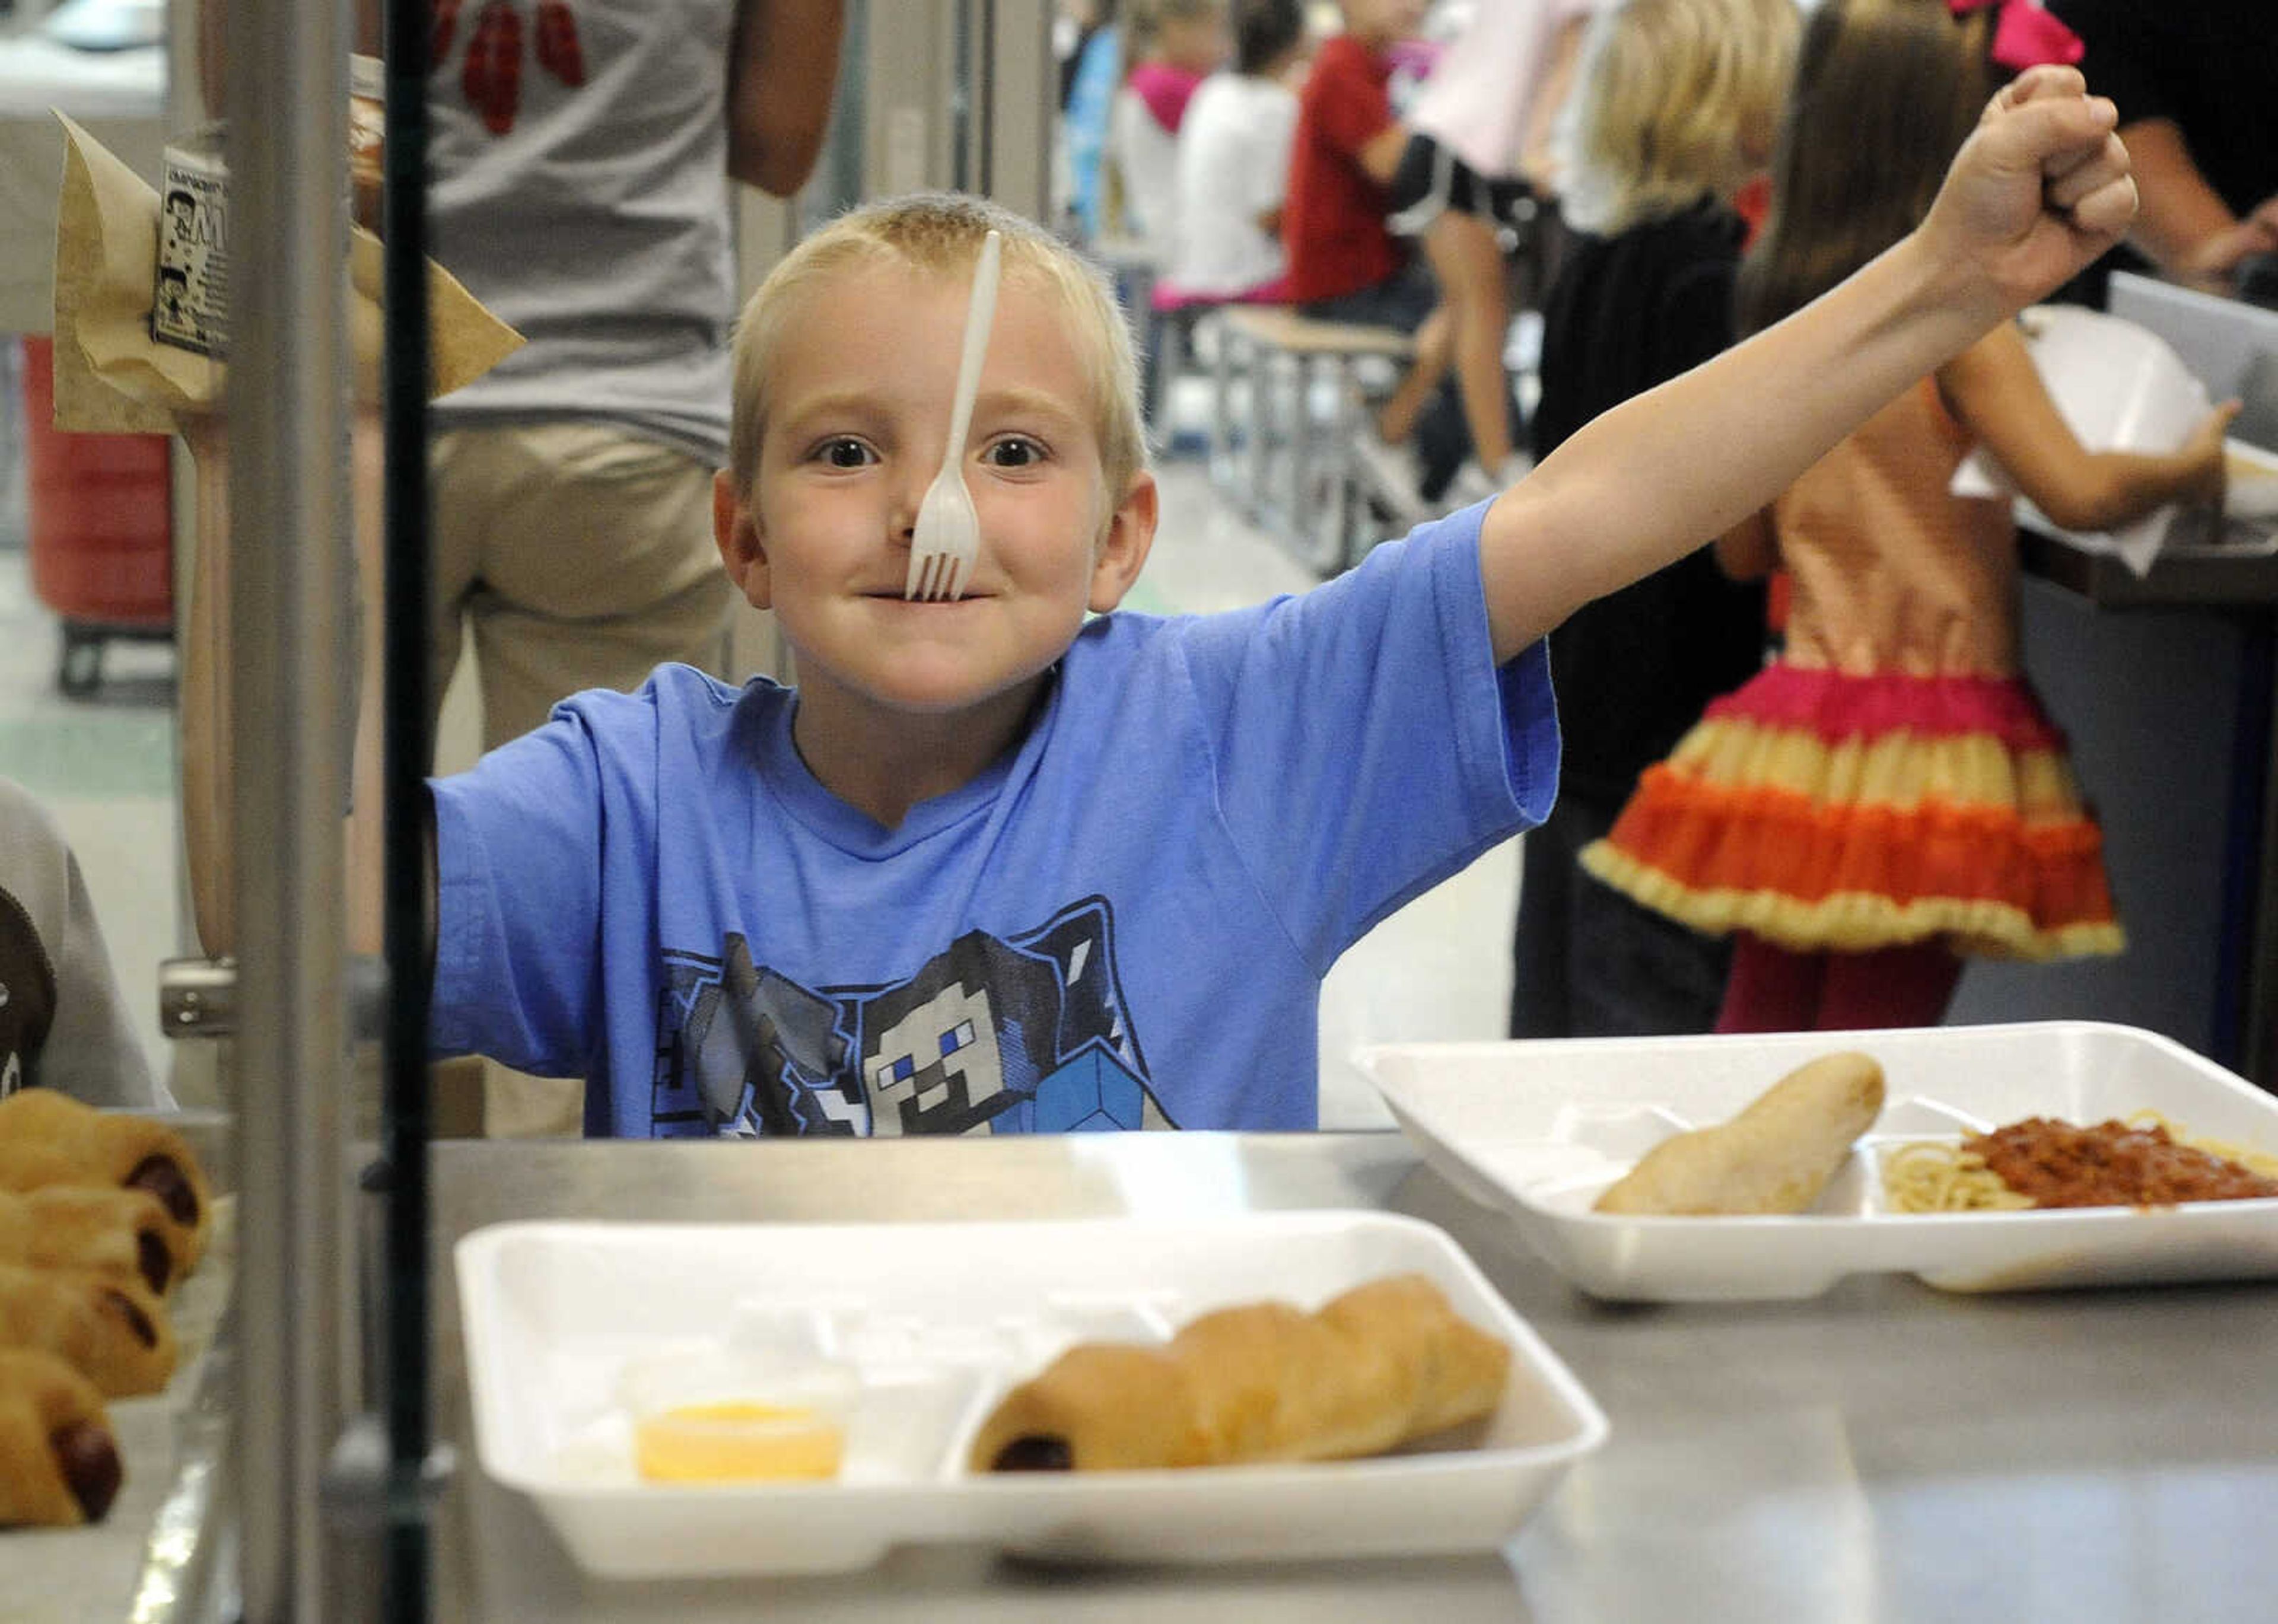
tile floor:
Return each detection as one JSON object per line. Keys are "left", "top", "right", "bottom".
{"left": 0, "top": 384, "right": 1518, "bottom": 1129}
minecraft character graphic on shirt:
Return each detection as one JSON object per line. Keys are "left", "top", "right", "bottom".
{"left": 655, "top": 935, "right": 858, "bottom": 1136}
{"left": 651, "top": 896, "right": 1172, "bottom": 1136}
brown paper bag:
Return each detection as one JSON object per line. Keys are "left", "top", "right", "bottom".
{"left": 49, "top": 112, "right": 521, "bottom": 434}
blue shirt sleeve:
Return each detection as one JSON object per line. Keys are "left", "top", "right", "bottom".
{"left": 1169, "top": 503, "right": 1560, "bottom": 970}
{"left": 428, "top": 709, "right": 617, "bottom": 1075}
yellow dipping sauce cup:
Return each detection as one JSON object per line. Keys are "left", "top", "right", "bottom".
{"left": 633, "top": 1401, "right": 845, "bottom": 1483}
{"left": 621, "top": 1348, "right": 859, "bottom": 1485}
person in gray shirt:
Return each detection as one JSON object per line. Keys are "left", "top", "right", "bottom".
{"left": 0, "top": 777, "right": 166, "bottom": 1109}
{"left": 206, "top": 0, "right": 844, "bottom": 740}
{"left": 413, "top": 0, "right": 846, "bottom": 745}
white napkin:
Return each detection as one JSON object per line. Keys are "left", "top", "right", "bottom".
{"left": 1951, "top": 305, "right": 2212, "bottom": 577}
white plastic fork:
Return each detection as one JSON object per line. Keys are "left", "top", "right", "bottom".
{"left": 905, "top": 228, "right": 1004, "bottom": 601}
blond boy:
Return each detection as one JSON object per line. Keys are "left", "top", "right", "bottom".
{"left": 403, "top": 69, "right": 2133, "bottom": 1136}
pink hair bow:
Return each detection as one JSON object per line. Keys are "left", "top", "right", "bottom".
{"left": 1949, "top": 0, "right": 2085, "bottom": 73}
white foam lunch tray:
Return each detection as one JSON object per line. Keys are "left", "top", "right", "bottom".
{"left": 1357, "top": 1021, "right": 2278, "bottom": 1303}
{"left": 456, "top": 1212, "right": 1608, "bottom": 1578}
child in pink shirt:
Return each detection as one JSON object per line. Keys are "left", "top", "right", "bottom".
{"left": 1113, "top": 0, "right": 1233, "bottom": 264}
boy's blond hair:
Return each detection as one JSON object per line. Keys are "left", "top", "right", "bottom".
{"left": 1556, "top": 0, "right": 1799, "bottom": 236}
{"left": 728, "top": 193, "right": 1147, "bottom": 519}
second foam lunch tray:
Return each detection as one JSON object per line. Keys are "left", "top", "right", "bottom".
{"left": 1359, "top": 1022, "right": 2278, "bottom": 1302}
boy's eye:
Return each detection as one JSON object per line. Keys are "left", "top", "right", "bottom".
{"left": 982, "top": 436, "right": 1046, "bottom": 470}
{"left": 816, "top": 437, "right": 876, "bottom": 469}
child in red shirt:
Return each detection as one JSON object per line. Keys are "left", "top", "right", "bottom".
{"left": 1281, "top": 0, "right": 1453, "bottom": 515}
{"left": 1281, "top": 2, "right": 1418, "bottom": 308}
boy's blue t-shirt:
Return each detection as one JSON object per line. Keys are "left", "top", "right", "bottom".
{"left": 429, "top": 505, "right": 1558, "bottom": 1137}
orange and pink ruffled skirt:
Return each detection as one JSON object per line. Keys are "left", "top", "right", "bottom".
{"left": 1580, "top": 664, "right": 2124, "bottom": 961}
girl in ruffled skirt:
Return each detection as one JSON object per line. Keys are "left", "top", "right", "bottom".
{"left": 1580, "top": 0, "right": 2232, "bottom": 1030}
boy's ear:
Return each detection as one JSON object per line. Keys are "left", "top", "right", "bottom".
{"left": 1087, "top": 469, "right": 1159, "bottom": 613}
{"left": 713, "top": 468, "right": 771, "bottom": 610}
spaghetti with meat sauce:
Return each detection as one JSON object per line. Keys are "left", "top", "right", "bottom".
{"left": 1884, "top": 1115, "right": 2278, "bottom": 1212}
{"left": 1968, "top": 1117, "right": 2278, "bottom": 1208}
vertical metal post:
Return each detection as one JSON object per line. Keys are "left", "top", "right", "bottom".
{"left": 379, "top": 0, "right": 440, "bottom": 1614}
{"left": 1290, "top": 355, "right": 1319, "bottom": 569}
{"left": 221, "top": 0, "right": 353, "bottom": 1616}
{"left": 1331, "top": 361, "right": 1363, "bottom": 574}
{"left": 854, "top": 0, "right": 1046, "bottom": 215}
{"left": 861, "top": 0, "right": 953, "bottom": 197}
{"left": 1210, "top": 314, "right": 1236, "bottom": 493}
{"left": 1248, "top": 333, "right": 1275, "bottom": 527}
{"left": 981, "top": 0, "right": 1052, "bottom": 221}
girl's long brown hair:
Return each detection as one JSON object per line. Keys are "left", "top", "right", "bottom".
{"left": 1735, "top": 0, "right": 1998, "bottom": 337}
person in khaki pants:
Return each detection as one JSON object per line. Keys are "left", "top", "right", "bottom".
{"left": 429, "top": 426, "right": 737, "bottom": 755}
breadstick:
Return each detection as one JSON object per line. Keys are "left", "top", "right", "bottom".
{"left": 1593, "top": 1050, "right": 1886, "bottom": 1216}
{"left": 0, "top": 1261, "right": 177, "bottom": 1399}
{"left": 0, "top": 1187, "right": 179, "bottom": 1295}
{"left": 968, "top": 1272, "right": 1510, "bottom": 1472}
{"left": 0, "top": 1089, "right": 211, "bottom": 1269}
{"left": 0, "top": 1349, "right": 122, "bottom": 1526}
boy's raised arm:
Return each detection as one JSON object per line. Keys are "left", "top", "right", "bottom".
{"left": 1475, "top": 67, "right": 2136, "bottom": 664}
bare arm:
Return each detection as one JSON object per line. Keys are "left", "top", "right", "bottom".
{"left": 1517, "top": 14, "right": 1589, "bottom": 195}
{"left": 727, "top": 0, "right": 847, "bottom": 196}
{"left": 177, "top": 421, "right": 232, "bottom": 955}
{"left": 1938, "top": 323, "right": 2233, "bottom": 533}
{"left": 1357, "top": 123, "right": 1408, "bottom": 189}
{"left": 179, "top": 419, "right": 400, "bottom": 962}
{"left": 2119, "top": 118, "right": 2278, "bottom": 281}
{"left": 1475, "top": 69, "right": 2136, "bottom": 663}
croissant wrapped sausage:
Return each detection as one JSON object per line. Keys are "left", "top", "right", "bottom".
{"left": 0, "top": 1187, "right": 179, "bottom": 1296}
{"left": 1592, "top": 1050, "right": 1886, "bottom": 1216}
{"left": 0, "top": 1261, "right": 176, "bottom": 1398}
{"left": 0, "top": 1349, "right": 122, "bottom": 1526}
{"left": 0, "top": 1089, "right": 211, "bottom": 1269}
{"left": 969, "top": 1273, "right": 1511, "bottom": 1472}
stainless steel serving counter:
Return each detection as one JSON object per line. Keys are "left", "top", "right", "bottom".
{"left": 424, "top": 1132, "right": 2278, "bottom": 1623}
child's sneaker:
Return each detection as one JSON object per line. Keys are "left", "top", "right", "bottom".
{"left": 1348, "top": 428, "right": 1430, "bottom": 527}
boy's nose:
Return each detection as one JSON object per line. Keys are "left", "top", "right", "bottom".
{"left": 889, "top": 438, "right": 955, "bottom": 543}
{"left": 889, "top": 466, "right": 928, "bottom": 544}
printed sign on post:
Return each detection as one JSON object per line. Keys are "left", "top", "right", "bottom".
{"left": 152, "top": 127, "right": 228, "bottom": 358}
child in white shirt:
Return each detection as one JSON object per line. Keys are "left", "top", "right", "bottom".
{"left": 1170, "top": 0, "right": 1310, "bottom": 300}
